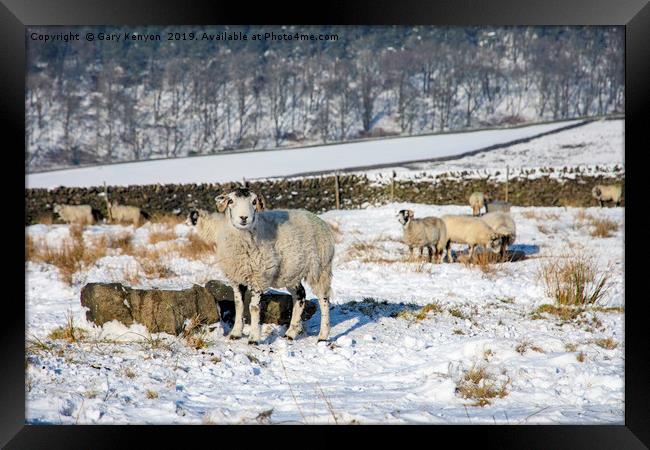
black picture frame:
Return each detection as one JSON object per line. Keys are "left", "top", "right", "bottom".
{"left": 5, "top": 0, "right": 649, "bottom": 447}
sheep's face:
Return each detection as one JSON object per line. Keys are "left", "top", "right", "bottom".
{"left": 397, "top": 209, "right": 414, "bottom": 225}
{"left": 592, "top": 186, "right": 601, "bottom": 198}
{"left": 186, "top": 209, "right": 205, "bottom": 227}
{"left": 218, "top": 188, "right": 264, "bottom": 230}
{"left": 488, "top": 234, "right": 502, "bottom": 253}
{"left": 53, "top": 204, "right": 61, "bottom": 214}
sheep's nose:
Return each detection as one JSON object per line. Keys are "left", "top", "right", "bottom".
{"left": 239, "top": 216, "right": 248, "bottom": 223}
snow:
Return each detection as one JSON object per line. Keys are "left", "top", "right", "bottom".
{"left": 26, "top": 204, "right": 624, "bottom": 424}
{"left": 26, "top": 119, "right": 584, "bottom": 189}
{"left": 25, "top": 119, "right": 624, "bottom": 424}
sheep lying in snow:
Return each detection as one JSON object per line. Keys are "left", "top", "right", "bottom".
{"left": 592, "top": 184, "right": 622, "bottom": 207}
{"left": 441, "top": 214, "right": 501, "bottom": 261}
{"left": 480, "top": 211, "right": 516, "bottom": 260}
{"left": 53, "top": 204, "right": 101, "bottom": 225}
{"left": 469, "top": 191, "right": 489, "bottom": 216}
{"left": 397, "top": 209, "right": 449, "bottom": 263}
{"left": 107, "top": 201, "right": 149, "bottom": 226}
{"left": 212, "top": 188, "right": 335, "bottom": 344}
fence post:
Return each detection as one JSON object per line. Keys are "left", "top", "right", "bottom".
{"left": 391, "top": 170, "right": 396, "bottom": 202}
{"left": 334, "top": 172, "right": 340, "bottom": 210}
{"left": 103, "top": 181, "right": 112, "bottom": 221}
{"left": 505, "top": 165, "right": 509, "bottom": 203}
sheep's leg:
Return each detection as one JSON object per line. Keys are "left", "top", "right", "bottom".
{"left": 426, "top": 245, "right": 433, "bottom": 263}
{"left": 616, "top": 200, "right": 621, "bottom": 207}
{"left": 228, "top": 284, "right": 247, "bottom": 340}
{"left": 419, "top": 247, "right": 424, "bottom": 260}
{"left": 469, "top": 244, "right": 476, "bottom": 261}
{"left": 285, "top": 284, "right": 306, "bottom": 340}
{"left": 409, "top": 246, "right": 414, "bottom": 260}
{"left": 248, "top": 290, "right": 263, "bottom": 345}
{"left": 317, "top": 297, "right": 331, "bottom": 342}
{"left": 600, "top": 200, "right": 604, "bottom": 208}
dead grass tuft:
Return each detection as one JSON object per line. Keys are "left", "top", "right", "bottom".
{"left": 131, "top": 245, "right": 175, "bottom": 279}
{"left": 149, "top": 228, "right": 177, "bottom": 244}
{"left": 576, "top": 351, "right": 586, "bottom": 362}
{"left": 26, "top": 229, "right": 108, "bottom": 284}
{"left": 538, "top": 252, "right": 611, "bottom": 309}
{"left": 145, "top": 389, "right": 159, "bottom": 399}
{"left": 589, "top": 218, "right": 619, "bottom": 238}
{"left": 515, "top": 339, "right": 545, "bottom": 355}
{"left": 182, "top": 313, "right": 211, "bottom": 350}
{"left": 177, "top": 233, "right": 214, "bottom": 260}
{"left": 593, "top": 337, "right": 618, "bottom": 350}
{"left": 456, "top": 365, "right": 510, "bottom": 407}
{"left": 48, "top": 314, "right": 87, "bottom": 343}
{"left": 395, "top": 302, "right": 442, "bottom": 321}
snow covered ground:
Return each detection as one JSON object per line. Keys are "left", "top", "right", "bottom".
{"left": 26, "top": 119, "right": 584, "bottom": 189}
{"left": 25, "top": 204, "right": 624, "bottom": 424}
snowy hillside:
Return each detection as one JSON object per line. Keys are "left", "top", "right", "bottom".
{"left": 27, "top": 119, "right": 597, "bottom": 189}
{"left": 26, "top": 203, "right": 623, "bottom": 424}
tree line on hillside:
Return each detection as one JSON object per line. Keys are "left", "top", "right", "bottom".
{"left": 26, "top": 26, "right": 624, "bottom": 171}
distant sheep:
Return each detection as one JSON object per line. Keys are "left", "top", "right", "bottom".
{"left": 591, "top": 184, "right": 622, "bottom": 207}
{"left": 107, "top": 201, "right": 149, "bottom": 226}
{"left": 441, "top": 215, "right": 501, "bottom": 261}
{"left": 480, "top": 211, "right": 516, "bottom": 260}
{"left": 53, "top": 204, "right": 100, "bottom": 225}
{"left": 397, "top": 209, "right": 449, "bottom": 263}
{"left": 211, "top": 189, "right": 335, "bottom": 343}
{"left": 469, "top": 191, "right": 489, "bottom": 216}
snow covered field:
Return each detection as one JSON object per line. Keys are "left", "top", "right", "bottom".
{"left": 26, "top": 119, "right": 584, "bottom": 189}
{"left": 25, "top": 203, "right": 624, "bottom": 424}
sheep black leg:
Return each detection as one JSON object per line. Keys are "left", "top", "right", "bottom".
{"left": 229, "top": 284, "right": 247, "bottom": 340}
{"left": 427, "top": 245, "right": 433, "bottom": 263}
{"left": 286, "top": 283, "right": 306, "bottom": 340}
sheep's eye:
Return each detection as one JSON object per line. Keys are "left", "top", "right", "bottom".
{"left": 252, "top": 199, "right": 257, "bottom": 205}
{"left": 228, "top": 199, "right": 233, "bottom": 205}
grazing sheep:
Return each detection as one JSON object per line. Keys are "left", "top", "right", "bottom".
{"left": 441, "top": 214, "right": 501, "bottom": 261}
{"left": 107, "top": 201, "right": 149, "bottom": 226}
{"left": 397, "top": 209, "right": 449, "bottom": 263}
{"left": 480, "top": 211, "right": 516, "bottom": 260}
{"left": 469, "top": 191, "right": 489, "bottom": 216}
{"left": 213, "top": 188, "right": 335, "bottom": 344}
{"left": 53, "top": 204, "right": 97, "bottom": 225}
{"left": 592, "top": 184, "right": 623, "bottom": 207}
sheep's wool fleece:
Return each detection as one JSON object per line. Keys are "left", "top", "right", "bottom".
{"left": 442, "top": 215, "right": 496, "bottom": 246}
{"left": 215, "top": 209, "right": 334, "bottom": 294}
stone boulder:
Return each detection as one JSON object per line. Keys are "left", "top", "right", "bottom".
{"left": 81, "top": 280, "right": 318, "bottom": 334}
{"left": 81, "top": 283, "right": 220, "bottom": 335}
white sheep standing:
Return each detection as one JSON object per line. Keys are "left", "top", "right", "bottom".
{"left": 591, "top": 184, "right": 623, "bottom": 207}
{"left": 212, "top": 188, "right": 335, "bottom": 344}
{"left": 441, "top": 214, "right": 501, "bottom": 261}
{"left": 107, "top": 201, "right": 149, "bottom": 226}
{"left": 53, "top": 204, "right": 99, "bottom": 225}
{"left": 469, "top": 191, "right": 489, "bottom": 216}
{"left": 480, "top": 211, "right": 516, "bottom": 260}
{"left": 397, "top": 209, "right": 449, "bottom": 263}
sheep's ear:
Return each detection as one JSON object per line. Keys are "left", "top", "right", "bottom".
{"left": 254, "top": 194, "right": 265, "bottom": 212}
{"left": 215, "top": 195, "right": 229, "bottom": 213}
{"left": 407, "top": 209, "right": 414, "bottom": 218}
